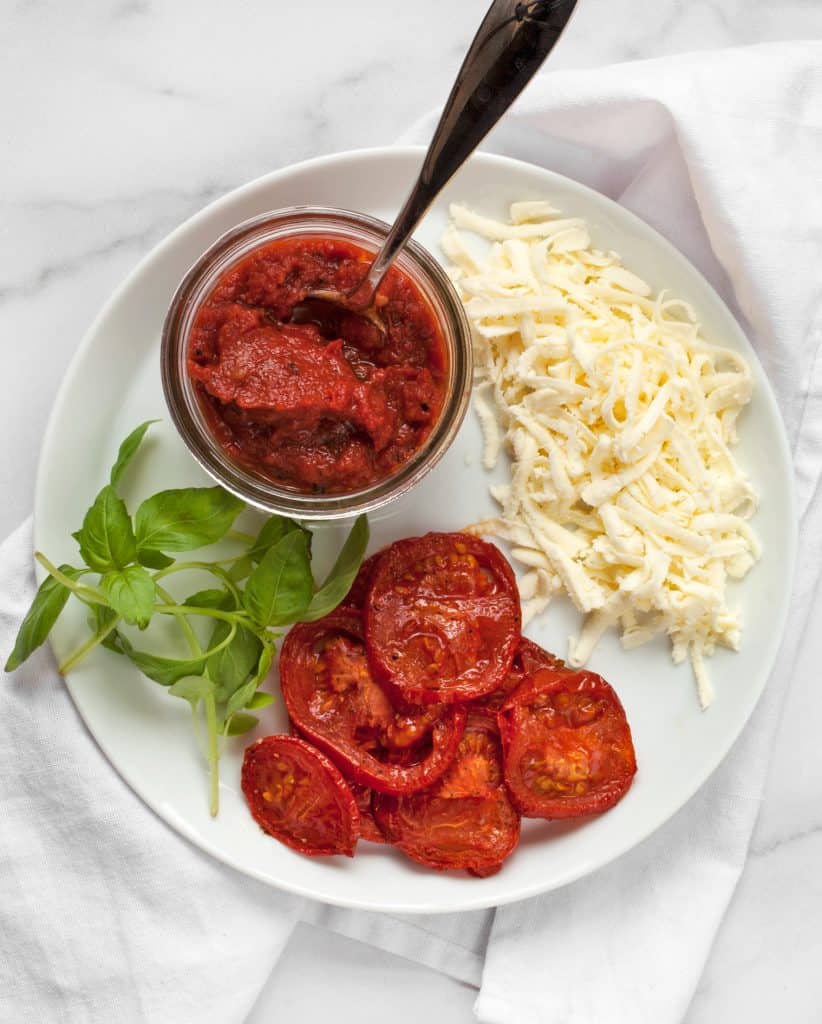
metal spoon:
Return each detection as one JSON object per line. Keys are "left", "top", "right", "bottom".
{"left": 291, "top": 0, "right": 578, "bottom": 337}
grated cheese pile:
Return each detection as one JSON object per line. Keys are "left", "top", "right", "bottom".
{"left": 442, "top": 201, "right": 761, "bottom": 708}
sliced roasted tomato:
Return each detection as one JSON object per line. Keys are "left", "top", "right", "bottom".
{"left": 374, "top": 710, "right": 520, "bottom": 876}
{"left": 349, "top": 782, "right": 386, "bottom": 844}
{"left": 344, "top": 551, "right": 383, "bottom": 609}
{"left": 499, "top": 668, "right": 637, "bottom": 819}
{"left": 364, "top": 532, "right": 520, "bottom": 705}
{"left": 518, "top": 637, "right": 565, "bottom": 676}
{"left": 241, "top": 735, "right": 360, "bottom": 856}
{"left": 477, "top": 636, "right": 565, "bottom": 712}
{"left": 279, "top": 608, "right": 466, "bottom": 795}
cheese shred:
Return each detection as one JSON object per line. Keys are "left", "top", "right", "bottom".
{"left": 445, "top": 202, "right": 760, "bottom": 707}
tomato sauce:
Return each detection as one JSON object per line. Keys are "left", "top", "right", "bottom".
{"left": 187, "top": 236, "right": 448, "bottom": 493}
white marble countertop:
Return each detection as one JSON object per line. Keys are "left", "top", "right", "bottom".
{"left": 4, "top": 1, "right": 821, "bottom": 1021}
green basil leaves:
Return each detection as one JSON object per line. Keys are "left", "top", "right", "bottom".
{"left": 4, "top": 421, "right": 369, "bottom": 818}
{"left": 135, "top": 486, "right": 244, "bottom": 559}
{"left": 4, "top": 566, "right": 79, "bottom": 671}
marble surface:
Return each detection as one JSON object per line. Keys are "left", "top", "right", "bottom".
{"left": 3, "top": 0, "right": 821, "bottom": 1021}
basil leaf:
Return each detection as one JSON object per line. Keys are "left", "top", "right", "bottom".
{"left": 302, "top": 514, "right": 369, "bottom": 622}
{"left": 227, "top": 555, "right": 253, "bottom": 583}
{"left": 183, "top": 589, "right": 231, "bottom": 610}
{"left": 246, "top": 691, "right": 274, "bottom": 710}
{"left": 4, "top": 566, "right": 79, "bottom": 671}
{"left": 75, "top": 485, "right": 137, "bottom": 571}
{"left": 224, "top": 675, "right": 260, "bottom": 719}
{"left": 137, "top": 549, "right": 174, "bottom": 570}
{"left": 116, "top": 634, "right": 207, "bottom": 686}
{"left": 248, "top": 516, "right": 306, "bottom": 564}
{"left": 253, "top": 643, "right": 274, "bottom": 686}
{"left": 225, "top": 712, "right": 258, "bottom": 737}
{"left": 135, "top": 486, "right": 244, "bottom": 556}
{"left": 130, "top": 650, "right": 208, "bottom": 686}
{"left": 169, "top": 675, "right": 215, "bottom": 708}
{"left": 109, "top": 420, "right": 158, "bottom": 490}
{"left": 243, "top": 531, "right": 313, "bottom": 626}
{"left": 88, "top": 605, "right": 122, "bottom": 652}
{"left": 101, "top": 566, "right": 156, "bottom": 629}
{"left": 207, "top": 621, "right": 263, "bottom": 701}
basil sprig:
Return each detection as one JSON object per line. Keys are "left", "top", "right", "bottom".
{"left": 5, "top": 421, "right": 369, "bottom": 815}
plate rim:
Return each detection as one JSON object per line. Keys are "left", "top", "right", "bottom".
{"left": 34, "top": 145, "right": 798, "bottom": 913}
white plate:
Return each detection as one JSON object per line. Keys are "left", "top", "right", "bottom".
{"left": 35, "top": 147, "right": 795, "bottom": 913}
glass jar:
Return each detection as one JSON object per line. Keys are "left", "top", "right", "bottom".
{"left": 161, "top": 206, "right": 472, "bottom": 520}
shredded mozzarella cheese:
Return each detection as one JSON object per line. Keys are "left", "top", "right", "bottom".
{"left": 446, "top": 202, "right": 760, "bottom": 707}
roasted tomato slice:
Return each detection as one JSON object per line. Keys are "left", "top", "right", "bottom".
{"left": 349, "top": 782, "right": 386, "bottom": 844}
{"left": 344, "top": 551, "right": 383, "bottom": 609}
{"left": 279, "top": 608, "right": 466, "bottom": 795}
{"left": 374, "top": 710, "right": 520, "bottom": 876}
{"left": 242, "top": 735, "right": 360, "bottom": 856}
{"left": 499, "top": 668, "right": 637, "bottom": 819}
{"left": 364, "top": 532, "right": 521, "bottom": 705}
{"left": 477, "top": 636, "right": 565, "bottom": 712}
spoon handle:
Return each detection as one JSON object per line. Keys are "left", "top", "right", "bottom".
{"left": 353, "top": 0, "right": 578, "bottom": 304}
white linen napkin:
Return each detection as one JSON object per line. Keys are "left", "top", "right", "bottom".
{"left": 2, "top": 40, "right": 820, "bottom": 1024}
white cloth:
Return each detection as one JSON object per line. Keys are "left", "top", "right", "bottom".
{"left": 2, "top": 41, "right": 820, "bottom": 1024}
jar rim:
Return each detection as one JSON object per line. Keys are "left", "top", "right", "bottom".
{"left": 161, "top": 206, "right": 473, "bottom": 520}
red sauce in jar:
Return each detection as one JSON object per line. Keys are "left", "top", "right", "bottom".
{"left": 187, "top": 236, "right": 448, "bottom": 494}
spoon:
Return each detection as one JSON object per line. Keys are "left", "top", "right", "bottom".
{"left": 291, "top": 0, "right": 578, "bottom": 337}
